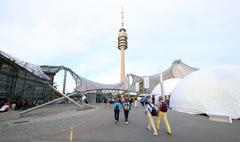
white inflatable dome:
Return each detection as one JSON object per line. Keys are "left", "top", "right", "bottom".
{"left": 151, "top": 78, "right": 181, "bottom": 95}
{"left": 170, "top": 65, "right": 240, "bottom": 119}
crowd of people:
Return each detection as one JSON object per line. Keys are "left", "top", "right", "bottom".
{"left": 104, "top": 97, "right": 138, "bottom": 109}
{"left": 111, "top": 95, "right": 172, "bottom": 136}
{"left": 0, "top": 99, "right": 16, "bottom": 112}
{"left": 1, "top": 94, "right": 172, "bottom": 137}
{"left": 0, "top": 99, "right": 50, "bottom": 112}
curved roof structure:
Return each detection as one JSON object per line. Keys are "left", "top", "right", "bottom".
{"left": 40, "top": 65, "right": 142, "bottom": 93}
{"left": 73, "top": 59, "right": 198, "bottom": 93}
{"left": 0, "top": 50, "right": 50, "bottom": 81}
{"left": 129, "top": 59, "right": 198, "bottom": 93}
{"left": 1, "top": 50, "right": 198, "bottom": 94}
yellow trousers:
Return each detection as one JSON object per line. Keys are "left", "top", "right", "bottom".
{"left": 147, "top": 112, "right": 157, "bottom": 133}
{"left": 156, "top": 111, "right": 172, "bottom": 133}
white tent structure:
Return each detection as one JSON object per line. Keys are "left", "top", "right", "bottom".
{"left": 151, "top": 78, "right": 182, "bottom": 95}
{"left": 170, "top": 65, "right": 240, "bottom": 119}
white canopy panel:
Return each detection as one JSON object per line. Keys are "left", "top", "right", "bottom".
{"left": 170, "top": 65, "right": 240, "bottom": 119}
{"left": 151, "top": 78, "right": 181, "bottom": 95}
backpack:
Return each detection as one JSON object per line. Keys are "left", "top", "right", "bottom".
{"left": 149, "top": 104, "right": 158, "bottom": 116}
{"left": 115, "top": 104, "right": 119, "bottom": 110}
{"left": 160, "top": 102, "right": 168, "bottom": 112}
{"left": 124, "top": 102, "right": 130, "bottom": 110}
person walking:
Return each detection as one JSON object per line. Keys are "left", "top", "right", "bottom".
{"left": 140, "top": 97, "right": 145, "bottom": 107}
{"left": 145, "top": 100, "right": 158, "bottom": 136}
{"left": 122, "top": 98, "right": 131, "bottom": 125}
{"left": 134, "top": 97, "right": 138, "bottom": 108}
{"left": 151, "top": 95, "right": 155, "bottom": 105}
{"left": 156, "top": 96, "right": 172, "bottom": 135}
{"left": 129, "top": 98, "right": 133, "bottom": 107}
{"left": 104, "top": 98, "right": 107, "bottom": 109}
{"left": 113, "top": 98, "right": 121, "bottom": 124}
{"left": 109, "top": 98, "right": 114, "bottom": 109}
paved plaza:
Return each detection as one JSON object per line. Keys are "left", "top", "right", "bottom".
{"left": 0, "top": 104, "right": 239, "bottom": 142}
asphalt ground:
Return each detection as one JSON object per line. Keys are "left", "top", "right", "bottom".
{"left": 0, "top": 103, "right": 239, "bottom": 142}
{"left": 34, "top": 104, "right": 240, "bottom": 142}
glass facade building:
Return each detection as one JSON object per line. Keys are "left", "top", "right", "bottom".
{"left": 0, "top": 54, "right": 54, "bottom": 104}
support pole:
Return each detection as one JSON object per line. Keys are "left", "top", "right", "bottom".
{"left": 19, "top": 96, "right": 69, "bottom": 115}
{"left": 160, "top": 71, "right": 165, "bottom": 101}
{"left": 19, "top": 84, "right": 81, "bottom": 115}
{"left": 48, "top": 85, "right": 81, "bottom": 107}
{"left": 144, "top": 77, "right": 149, "bottom": 94}
{"left": 63, "top": 70, "right": 67, "bottom": 94}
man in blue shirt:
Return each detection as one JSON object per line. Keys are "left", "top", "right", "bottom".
{"left": 113, "top": 98, "right": 122, "bottom": 124}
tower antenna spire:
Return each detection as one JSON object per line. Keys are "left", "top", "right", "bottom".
{"left": 121, "top": 6, "right": 124, "bottom": 28}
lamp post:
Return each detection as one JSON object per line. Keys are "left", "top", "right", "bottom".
{"left": 127, "top": 75, "right": 130, "bottom": 98}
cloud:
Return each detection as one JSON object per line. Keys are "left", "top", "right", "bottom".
{"left": 0, "top": 0, "right": 240, "bottom": 92}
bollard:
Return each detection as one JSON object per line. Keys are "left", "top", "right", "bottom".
{"left": 69, "top": 126, "right": 73, "bottom": 142}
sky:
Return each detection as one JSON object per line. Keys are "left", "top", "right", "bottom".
{"left": 0, "top": 0, "right": 240, "bottom": 93}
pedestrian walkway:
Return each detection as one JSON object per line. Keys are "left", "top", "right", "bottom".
{"left": 37, "top": 104, "right": 240, "bottom": 142}
{"left": 0, "top": 103, "right": 240, "bottom": 142}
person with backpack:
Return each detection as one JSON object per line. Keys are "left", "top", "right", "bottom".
{"left": 156, "top": 96, "right": 172, "bottom": 135}
{"left": 113, "top": 98, "right": 121, "bottom": 124}
{"left": 145, "top": 99, "right": 158, "bottom": 136}
{"left": 140, "top": 97, "right": 145, "bottom": 107}
{"left": 122, "top": 98, "right": 131, "bottom": 125}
